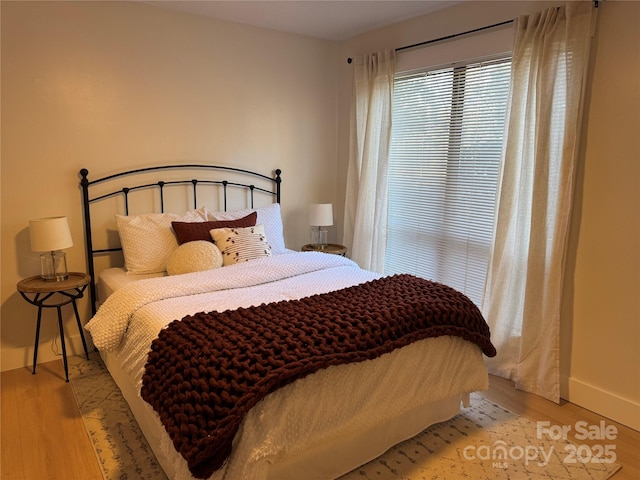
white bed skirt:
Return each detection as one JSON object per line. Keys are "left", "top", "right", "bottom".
{"left": 101, "top": 335, "right": 488, "bottom": 480}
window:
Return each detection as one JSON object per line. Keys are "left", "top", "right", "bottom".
{"left": 384, "top": 56, "right": 511, "bottom": 307}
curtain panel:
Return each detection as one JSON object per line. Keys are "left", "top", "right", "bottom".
{"left": 343, "top": 50, "right": 396, "bottom": 272}
{"left": 482, "top": 2, "right": 594, "bottom": 403}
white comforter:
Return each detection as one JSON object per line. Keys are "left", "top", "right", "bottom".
{"left": 86, "top": 253, "right": 378, "bottom": 387}
{"left": 87, "top": 252, "right": 372, "bottom": 351}
{"left": 85, "top": 252, "right": 489, "bottom": 480}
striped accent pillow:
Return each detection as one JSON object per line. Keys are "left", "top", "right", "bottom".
{"left": 210, "top": 225, "right": 272, "bottom": 266}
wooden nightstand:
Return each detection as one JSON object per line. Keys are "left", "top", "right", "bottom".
{"left": 301, "top": 243, "right": 348, "bottom": 256}
{"left": 17, "top": 272, "right": 91, "bottom": 382}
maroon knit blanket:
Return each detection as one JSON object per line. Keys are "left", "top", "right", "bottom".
{"left": 141, "top": 274, "right": 496, "bottom": 478}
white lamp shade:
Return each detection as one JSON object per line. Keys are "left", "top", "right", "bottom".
{"left": 29, "top": 216, "right": 73, "bottom": 252}
{"left": 309, "top": 204, "right": 333, "bottom": 227}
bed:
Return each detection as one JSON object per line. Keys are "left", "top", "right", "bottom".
{"left": 79, "top": 164, "right": 496, "bottom": 480}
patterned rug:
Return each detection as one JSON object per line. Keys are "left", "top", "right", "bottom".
{"left": 69, "top": 353, "right": 621, "bottom": 480}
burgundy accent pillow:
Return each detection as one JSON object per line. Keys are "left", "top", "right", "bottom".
{"left": 172, "top": 212, "right": 257, "bottom": 245}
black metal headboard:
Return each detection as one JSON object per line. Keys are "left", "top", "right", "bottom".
{"left": 79, "top": 164, "right": 282, "bottom": 315}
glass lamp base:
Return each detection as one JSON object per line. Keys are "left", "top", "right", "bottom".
{"left": 311, "top": 227, "right": 328, "bottom": 249}
{"left": 40, "top": 251, "right": 68, "bottom": 281}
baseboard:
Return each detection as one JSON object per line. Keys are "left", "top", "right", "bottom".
{"left": 1, "top": 333, "right": 94, "bottom": 372}
{"left": 561, "top": 374, "right": 640, "bottom": 431}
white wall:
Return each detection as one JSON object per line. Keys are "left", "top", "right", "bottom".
{"left": 564, "top": 0, "right": 640, "bottom": 430}
{"left": 1, "top": 1, "right": 339, "bottom": 371}
{"left": 338, "top": 0, "right": 640, "bottom": 429}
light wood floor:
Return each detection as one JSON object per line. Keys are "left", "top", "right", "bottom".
{"left": 1, "top": 357, "right": 638, "bottom": 479}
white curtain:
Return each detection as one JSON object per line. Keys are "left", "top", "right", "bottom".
{"left": 343, "top": 50, "right": 396, "bottom": 272}
{"left": 482, "top": 2, "right": 594, "bottom": 403}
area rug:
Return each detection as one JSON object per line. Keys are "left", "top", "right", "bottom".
{"left": 69, "top": 353, "right": 621, "bottom": 480}
{"left": 68, "top": 352, "right": 168, "bottom": 480}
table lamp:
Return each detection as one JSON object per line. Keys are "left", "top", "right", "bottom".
{"left": 309, "top": 204, "right": 333, "bottom": 249}
{"left": 29, "top": 216, "right": 73, "bottom": 281}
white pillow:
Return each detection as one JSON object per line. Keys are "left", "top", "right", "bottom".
{"left": 116, "top": 208, "right": 209, "bottom": 274}
{"left": 166, "top": 241, "right": 223, "bottom": 276}
{"left": 210, "top": 224, "right": 272, "bottom": 266}
{"left": 208, "top": 203, "right": 286, "bottom": 255}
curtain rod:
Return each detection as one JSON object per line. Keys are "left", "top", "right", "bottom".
{"left": 346, "top": 19, "right": 513, "bottom": 64}
{"left": 345, "top": 0, "right": 600, "bottom": 65}
{"left": 397, "top": 19, "right": 514, "bottom": 53}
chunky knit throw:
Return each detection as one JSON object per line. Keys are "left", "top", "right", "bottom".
{"left": 141, "top": 274, "right": 496, "bottom": 478}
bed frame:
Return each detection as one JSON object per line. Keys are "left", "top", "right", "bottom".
{"left": 79, "top": 164, "right": 282, "bottom": 315}
{"left": 77, "top": 164, "right": 490, "bottom": 480}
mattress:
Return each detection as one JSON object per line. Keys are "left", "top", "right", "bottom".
{"left": 97, "top": 267, "right": 165, "bottom": 304}
{"left": 89, "top": 252, "right": 490, "bottom": 480}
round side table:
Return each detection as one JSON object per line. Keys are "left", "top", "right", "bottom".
{"left": 17, "top": 272, "right": 91, "bottom": 382}
{"left": 301, "top": 243, "right": 348, "bottom": 256}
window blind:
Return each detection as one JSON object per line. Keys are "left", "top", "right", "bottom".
{"left": 384, "top": 57, "right": 511, "bottom": 307}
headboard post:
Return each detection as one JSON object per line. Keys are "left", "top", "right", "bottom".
{"left": 79, "top": 168, "right": 98, "bottom": 316}
{"left": 275, "top": 169, "right": 282, "bottom": 203}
